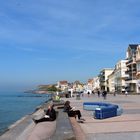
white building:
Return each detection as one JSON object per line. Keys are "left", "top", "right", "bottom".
{"left": 93, "top": 77, "right": 100, "bottom": 91}
{"left": 114, "top": 60, "right": 128, "bottom": 93}
{"left": 99, "top": 68, "right": 114, "bottom": 91}
{"left": 125, "top": 44, "right": 138, "bottom": 93}
{"left": 107, "top": 71, "right": 115, "bottom": 93}
{"left": 57, "top": 81, "right": 68, "bottom": 92}
{"left": 136, "top": 45, "right": 140, "bottom": 93}
{"left": 87, "top": 79, "right": 94, "bottom": 91}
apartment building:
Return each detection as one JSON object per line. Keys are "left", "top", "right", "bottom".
{"left": 87, "top": 79, "right": 94, "bottom": 90}
{"left": 136, "top": 45, "right": 140, "bottom": 93}
{"left": 99, "top": 68, "right": 114, "bottom": 91}
{"left": 114, "top": 60, "right": 128, "bottom": 93}
{"left": 125, "top": 44, "right": 138, "bottom": 93}
{"left": 107, "top": 70, "right": 115, "bottom": 93}
{"left": 93, "top": 77, "right": 100, "bottom": 91}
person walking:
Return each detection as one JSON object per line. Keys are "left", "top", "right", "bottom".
{"left": 97, "top": 90, "right": 100, "bottom": 97}
{"left": 102, "top": 90, "right": 107, "bottom": 99}
{"left": 125, "top": 90, "right": 128, "bottom": 96}
{"left": 87, "top": 91, "right": 90, "bottom": 97}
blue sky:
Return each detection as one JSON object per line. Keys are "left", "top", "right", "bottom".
{"left": 0, "top": 0, "right": 140, "bottom": 90}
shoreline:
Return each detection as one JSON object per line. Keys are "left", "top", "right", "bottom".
{"left": 0, "top": 115, "right": 29, "bottom": 136}
{"left": 0, "top": 98, "right": 52, "bottom": 138}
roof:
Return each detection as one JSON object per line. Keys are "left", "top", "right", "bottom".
{"left": 88, "top": 79, "right": 93, "bottom": 84}
{"left": 74, "top": 80, "right": 81, "bottom": 84}
{"left": 100, "top": 68, "right": 114, "bottom": 72}
{"left": 129, "top": 44, "right": 139, "bottom": 50}
{"left": 59, "top": 81, "right": 68, "bottom": 85}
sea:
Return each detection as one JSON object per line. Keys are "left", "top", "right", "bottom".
{"left": 0, "top": 91, "right": 51, "bottom": 135}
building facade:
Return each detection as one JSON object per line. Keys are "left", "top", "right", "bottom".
{"left": 87, "top": 79, "right": 94, "bottom": 91}
{"left": 93, "top": 77, "right": 100, "bottom": 91}
{"left": 136, "top": 45, "right": 140, "bottom": 93}
{"left": 107, "top": 70, "right": 115, "bottom": 93}
{"left": 99, "top": 68, "right": 114, "bottom": 91}
{"left": 125, "top": 44, "right": 138, "bottom": 93}
{"left": 57, "top": 80, "right": 68, "bottom": 92}
{"left": 114, "top": 60, "right": 128, "bottom": 93}
{"left": 72, "top": 81, "right": 84, "bottom": 92}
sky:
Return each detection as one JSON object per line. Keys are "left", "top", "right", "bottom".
{"left": 0, "top": 0, "right": 140, "bottom": 90}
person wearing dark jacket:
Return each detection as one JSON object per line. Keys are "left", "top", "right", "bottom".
{"left": 102, "top": 90, "right": 107, "bottom": 99}
{"left": 64, "top": 100, "right": 84, "bottom": 121}
{"left": 33, "top": 104, "right": 56, "bottom": 124}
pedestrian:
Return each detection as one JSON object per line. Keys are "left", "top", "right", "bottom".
{"left": 113, "top": 91, "right": 116, "bottom": 96}
{"left": 125, "top": 90, "right": 128, "bottom": 96}
{"left": 102, "top": 90, "right": 107, "bottom": 99}
{"left": 87, "top": 92, "right": 90, "bottom": 97}
{"left": 97, "top": 90, "right": 100, "bottom": 97}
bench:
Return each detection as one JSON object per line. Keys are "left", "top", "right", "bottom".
{"left": 51, "top": 109, "right": 76, "bottom": 140}
{"left": 83, "top": 102, "right": 121, "bottom": 119}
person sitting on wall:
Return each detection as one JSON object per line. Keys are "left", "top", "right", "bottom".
{"left": 33, "top": 104, "right": 56, "bottom": 124}
{"left": 63, "top": 100, "right": 85, "bottom": 122}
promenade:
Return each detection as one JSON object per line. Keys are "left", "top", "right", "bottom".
{"left": 1, "top": 93, "right": 140, "bottom": 140}
{"left": 65, "top": 93, "right": 140, "bottom": 140}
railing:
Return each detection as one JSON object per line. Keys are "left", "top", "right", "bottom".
{"left": 126, "top": 59, "right": 136, "bottom": 65}
{"left": 125, "top": 77, "right": 132, "bottom": 81}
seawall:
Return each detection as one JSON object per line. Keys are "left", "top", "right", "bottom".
{"left": 0, "top": 100, "right": 52, "bottom": 140}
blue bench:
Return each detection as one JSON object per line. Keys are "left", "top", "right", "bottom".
{"left": 83, "top": 102, "right": 118, "bottom": 110}
{"left": 83, "top": 104, "right": 99, "bottom": 111}
{"left": 83, "top": 102, "right": 121, "bottom": 119}
{"left": 117, "top": 107, "right": 123, "bottom": 116}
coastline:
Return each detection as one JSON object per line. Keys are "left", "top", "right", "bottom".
{"left": 0, "top": 92, "right": 53, "bottom": 136}
{"left": 0, "top": 99, "right": 52, "bottom": 139}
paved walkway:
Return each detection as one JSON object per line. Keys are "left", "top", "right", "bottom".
{"left": 63, "top": 94, "right": 140, "bottom": 140}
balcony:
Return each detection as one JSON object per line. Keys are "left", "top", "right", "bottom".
{"left": 100, "top": 79, "right": 105, "bottom": 82}
{"left": 122, "top": 74, "right": 129, "bottom": 78}
{"left": 126, "top": 66, "right": 137, "bottom": 73}
{"left": 136, "top": 57, "right": 140, "bottom": 62}
{"left": 126, "top": 59, "right": 133, "bottom": 65}
{"left": 125, "top": 77, "right": 132, "bottom": 81}
{"left": 125, "top": 79, "right": 137, "bottom": 84}
{"left": 126, "top": 59, "right": 136, "bottom": 66}
{"left": 136, "top": 71, "right": 140, "bottom": 76}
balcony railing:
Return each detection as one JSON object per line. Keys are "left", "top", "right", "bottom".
{"left": 126, "top": 58, "right": 136, "bottom": 65}
{"left": 125, "top": 77, "right": 132, "bottom": 81}
{"left": 126, "top": 59, "right": 133, "bottom": 64}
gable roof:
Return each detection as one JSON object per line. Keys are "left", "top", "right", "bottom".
{"left": 129, "top": 44, "right": 139, "bottom": 50}
{"left": 59, "top": 80, "right": 68, "bottom": 85}
{"left": 88, "top": 79, "right": 93, "bottom": 84}
{"left": 127, "top": 44, "right": 139, "bottom": 58}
